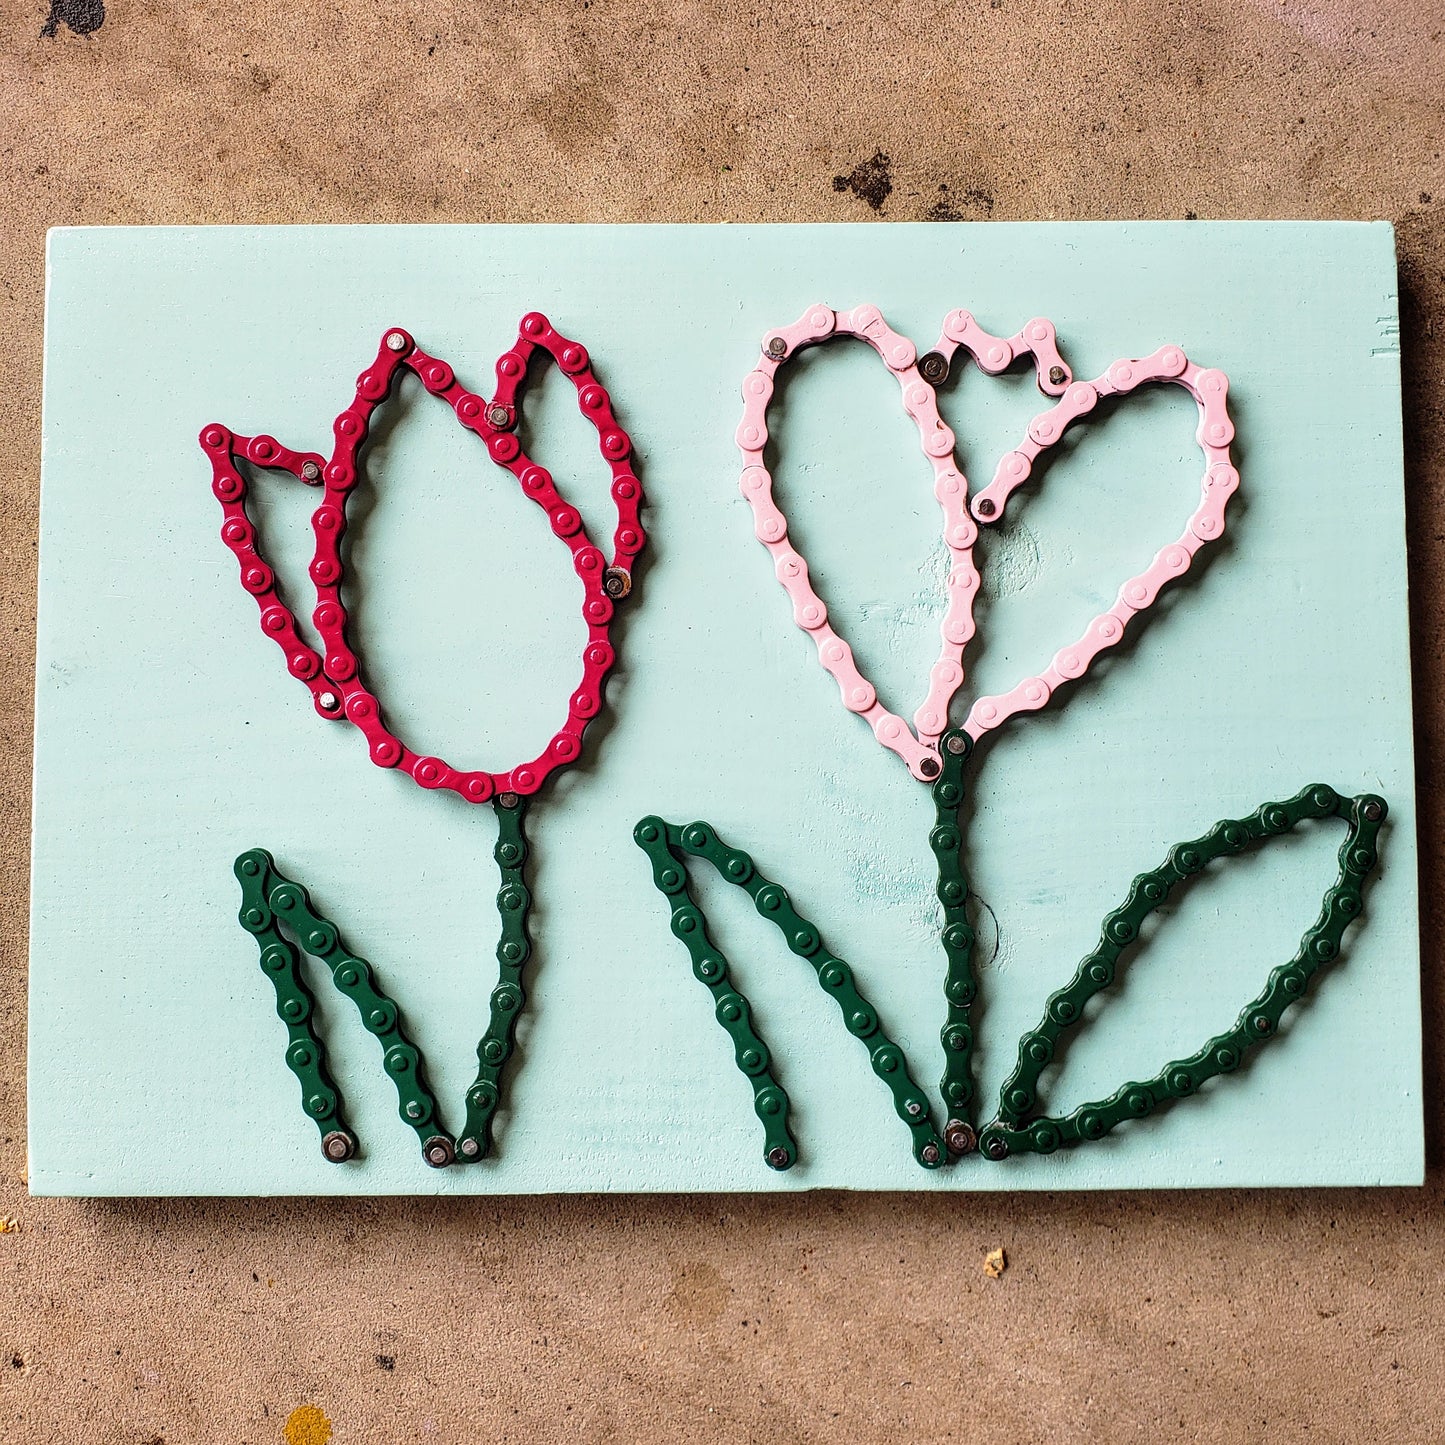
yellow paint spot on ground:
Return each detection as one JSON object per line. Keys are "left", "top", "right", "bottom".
{"left": 283, "top": 1403, "right": 332, "bottom": 1445}
{"left": 0, "top": 1217, "right": 21, "bottom": 1234}
{"left": 983, "top": 1246, "right": 1007, "bottom": 1279}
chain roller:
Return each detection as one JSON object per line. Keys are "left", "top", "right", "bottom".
{"left": 634, "top": 815, "right": 947, "bottom": 1169}
{"left": 202, "top": 315, "right": 645, "bottom": 802}
{"left": 976, "top": 786, "right": 1387, "bottom": 1160}
{"left": 235, "top": 848, "right": 454, "bottom": 1167}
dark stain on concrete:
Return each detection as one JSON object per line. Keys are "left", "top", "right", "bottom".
{"left": 40, "top": 0, "right": 104, "bottom": 38}
{"left": 925, "top": 183, "right": 995, "bottom": 221}
{"left": 833, "top": 151, "right": 893, "bottom": 211}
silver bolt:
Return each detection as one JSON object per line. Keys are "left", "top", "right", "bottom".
{"left": 300, "top": 460, "right": 321, "bottom": 483}
{"left": 319, "top": 691, "right": 339, "bottom": 711}
{"left": 920, "top": 1143, "right": 941, "bottom": 1165}
{"left": 766, "top": 336, "right": 788, "bottom": 358}
{"left": 385, "top": 331, "right": 407, "bottom": 352}
{"left": 422, "top": 1136, "right": 455, "bottom": 1168}
{"left": 946, "top": 734, "right": 967, "bottom": 755}
{"left": 459, "top": 1138, "right": 480, "bottom": 1157}
{"left": 487, "top": 404, "right": 510, "bottom": 428}
{"left": 907, "top": 1100, "right": 922, "bottom": 1116}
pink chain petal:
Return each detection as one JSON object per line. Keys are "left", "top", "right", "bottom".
{"left": 963, "top": 350, "right": 1237, "bottom": 740}
{"left": 738, "top": 305, "right": 981, "bottom": 781}
{"left": 737, "top": 308, "right": 1240, "bottom": 776}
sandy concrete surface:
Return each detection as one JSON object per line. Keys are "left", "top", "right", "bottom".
{"left": 2, "top": 1, "right": 1443, "bottom": 1440}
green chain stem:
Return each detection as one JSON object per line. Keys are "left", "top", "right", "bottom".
{"left": 457, "top": 795, "right": 535, "bottom": 1160}
{"left": 975, "top": 783, "right": 1387, "bottom": 1160}
{"left": 930, "top": 731, "right": 979, "bottom": 1150}
{"left": 633, "top": 816, "right": 947, "bottom": 1170}
{"left": 235, "top": 848, "right": 453, "bottom": 1167}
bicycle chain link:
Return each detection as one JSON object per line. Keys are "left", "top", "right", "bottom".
{"left": 633, "top": 815, "right": 947, "bottom": 1170}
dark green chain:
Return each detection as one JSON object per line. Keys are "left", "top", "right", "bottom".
{"left": 976, "top": 784, "right": 1387, "bottom": 1159}
{"left": 930, "top": 730, "right": 979, "bottom": 1153}
{"left": 234, "top": 795, "right": 539, "bottom": 1166}
{"left": 457, "top": 795, "right": 534, "bottom": 1160}
{"left": 234, "top": 848, "right": 453, "bottom": 1167}
{"left": 633, "top": 815, "right": 947, "bottom": 1170}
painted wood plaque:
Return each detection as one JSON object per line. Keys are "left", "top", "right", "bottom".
{"left": 29, "top": 222, "right": 1420, "bottom": 1194}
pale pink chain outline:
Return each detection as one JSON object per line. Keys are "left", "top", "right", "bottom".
{"left": 736, "top": 304, "right": 1239, "bottom": 781}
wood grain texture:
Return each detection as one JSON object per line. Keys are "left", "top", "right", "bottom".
{"left": 1, "top": 0, "right": 1442, "bottom": 1439}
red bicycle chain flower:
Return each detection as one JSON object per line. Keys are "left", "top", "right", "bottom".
{"left": 200, "top": 314, "right": 646, "bottom": 800}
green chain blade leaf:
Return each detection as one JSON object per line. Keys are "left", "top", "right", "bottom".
{"left": 976, "top": 786, "right": 1387, "bottom": 1160}
{"left": 234, "top": 848, "right": 454, "bottom": 1168}
{"left": 634, "top": 816, "right": 946, "bottom": 1171}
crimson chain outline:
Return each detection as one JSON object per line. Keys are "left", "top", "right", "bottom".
{"left": 201, "top": 314, "right": 646, "bottom": 802}
{"left": 736, "top": 304, "right": 1238, "bottom": 781}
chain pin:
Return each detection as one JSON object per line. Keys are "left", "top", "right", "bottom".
{"left": 766, "top": 1146, "right": 792, "bottom": 1170}
{"left": 1049, "top": 365, "right": 1067, "bottom": 386}
{"left": 944, "top": 1120, "right": 978, "bottom": 1155}
{"left": 918, "top": 351, "right": 949, "bottom": 385}
{"left": 487, "top": 403, "right": 511, "bottom": 429}
{"left": 318, "top": 691, "right": 339, "bottom": 712}
{"left": 603, "top": 567, "right": 632, "bottom": 599}
{"left": 300, "top": 460, "right": 321, "bottom": 483}
{"left": 765, "top": 336, "right": 788, "bottom": 359}
{"left": 385, "top": 331, "right": 408, "bottom": 352}
{"left": 920, "top": 1142, "right": 941, "bottom": 1165}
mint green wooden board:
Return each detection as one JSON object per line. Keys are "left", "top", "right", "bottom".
{"left": 30, "top": 222, "right": 1420, "bottom": 1194}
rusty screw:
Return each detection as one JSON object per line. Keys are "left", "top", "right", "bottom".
{"left": 765, "top": 336, "right": 788, "bottom": 359}
{"left": 918, "top": 351, "right": 949, "bottom": 385}
{"left": 975, "top": 497, "right": 996, "bottom": 519}
{"left": 422, "top": 1136, "right": 455, "bottom": 1169}
{"left": 321, "top": 1130, "right": 355, "bottom": 1163}
{"left": 603, "top": 567, "right": 632, "bottom": 599}
{"left": 766, "top": 1146, "right": 792, "bottom": 1170}
{"left": 487, "top": 403, "right": 511, "bottom": 429}
{"left": 944, "top": 1120, "right": 978, "bottom": 1156}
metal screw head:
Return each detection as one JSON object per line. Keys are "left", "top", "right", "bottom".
{"left": 919, "top": 757, "right": 941, "bottom": 779}
{"left": 918, "top": 351, "right": 949, "bottom": 385}
{"left": 1362, "top": 799, "right": 1384, "bottom": 823}
{"left": 982, "top": 1134, "right": 1010, "bottom": 1161}
{"left": 945, "top": 734, "right": 968, "bottom": 756}
{"left": 766, "top": 1146, "right": 792, "bottom": 1170}
{"left": 975, "top": 497, "right": 997, "bottom": 519}
{"left": 920, "top": 1143, "right": 941, "bottom": 1166}
{"left": 1252, "top": 1014, "right": 1273, "bottom": 1036}
{"left": 906, "top": 1100, "right": 923, "bottom": 1116}
{"left": 459, "top": 1138, "right": 480, "bottom": 1158}
{"left": 945, "top": 1120, "right": 978, "bottom": 1156}
{"left": 765, "top": 336, "right": 788, "bottom": 359}
{"left": 405, "top": 1101, "right": 423, "bottom": 1120}
{"left": 300, "top": 460, "right": 322, "bottom": 483}
{"left": 422, "top": 1136, "right": 455, "bottom": 1169}
{"left": 487, "top": 403, "right": 511, "bottom": 429}
{"left": 321, "top": 1131, "right": 355, "bottom": 1163}
{"left": 385, "top": 331, "right": 407, "bottom": 352}
{"left": 498, "top": 792, "right": 520, "bottom": 810}
{"left": 318, "top": 691, "right": 340, "bottom": 712}
{"left": 1048, "top": 365, "right": 1067, "bottom": 386}
{"left": 603, "top": 566, "right": 632, "bottom": 599}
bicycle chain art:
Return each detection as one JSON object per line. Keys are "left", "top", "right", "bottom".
{"left": 636, "top": 303, "right": 1388, "bottom": 1170}
{"left": 203, "top": 315, "right": 645, "bottom": 1167}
